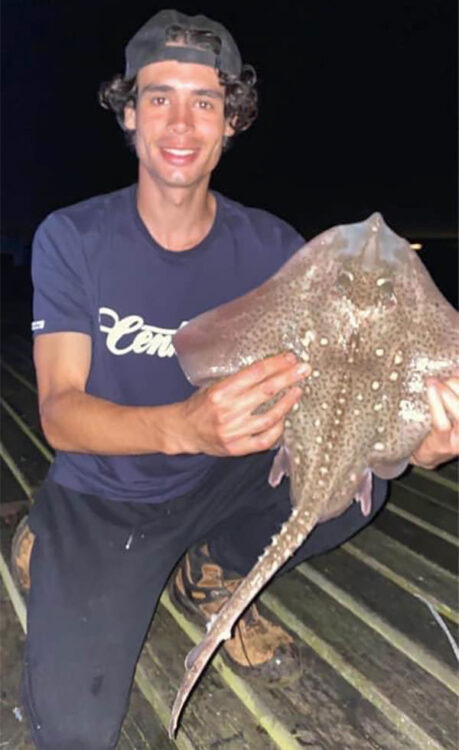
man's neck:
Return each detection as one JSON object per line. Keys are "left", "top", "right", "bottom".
{"left": 136, "top": 172, "right": 216, "bottom": 252}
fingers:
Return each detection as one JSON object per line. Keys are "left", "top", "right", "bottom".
{"left": 445, "top": 377, "right": 459, "bottom": 397}
{"left": 231, "top": 363, "right": 309, "bottom": 419}
{"left": 224, "top": 386, "right": 302, "bottom": 441}
{"left": 451, "top": 424, "right": 459, "bottom": 454}
{"left": 427, "top": 379, "right": 459, "bottom": 430}
{"left": 426, "top": 381, "right": 452, "bottom": 432}
{"left": 440, "top": 384, "right": 459, "bottom": 421}
{"left": 222, "top": 414, "right": 287, "bottom": 456}
{"left": 212, "top": 352, "right": 300, "bottom": 402}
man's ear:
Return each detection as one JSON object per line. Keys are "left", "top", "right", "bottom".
{"left": 224, "top": 117, "right": 236, "bottom": 139}
{"left": 124, "top": 105, "right": 136, "bottom": 131}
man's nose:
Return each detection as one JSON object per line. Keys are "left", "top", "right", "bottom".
{"left": 168, "top": 101, "right": 193, "bottom": 133}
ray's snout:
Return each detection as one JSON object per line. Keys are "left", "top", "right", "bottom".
{"left": 339, "top": 213, "right": 410, "bottom": 271}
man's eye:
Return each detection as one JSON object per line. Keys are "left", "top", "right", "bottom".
{"left": 197, "top": 100, "right": 213, "bottom": 110}
{"left": 152, "top": 97, "right": 167, "bottom": 105}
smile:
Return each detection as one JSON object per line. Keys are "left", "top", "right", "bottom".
{"left": 163, "top": 148, "right": 196, "bottom": 156}
{"left": 160, "top": 147, "right": 199, "bottom": 165}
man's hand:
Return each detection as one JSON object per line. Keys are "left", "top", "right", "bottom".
{"left": 411, "top": 376, "right": 459, "bottom": 469}
{"left": 177, "top": 352, "right": 310, "bottom": 457}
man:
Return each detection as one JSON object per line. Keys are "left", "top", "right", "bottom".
{"left": 21, "top": 9, "right": 458, "bottom": 750}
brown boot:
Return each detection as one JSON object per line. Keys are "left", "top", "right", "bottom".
{"left": 168, "top": 543, "right": 301, "bottom": 685}
{"left": 11, "top": 515, "right": 35, "bottom": 595}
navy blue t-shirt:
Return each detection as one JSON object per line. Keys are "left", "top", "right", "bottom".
{"left": 32, "top": 184, "right": 305, "bottom": 503}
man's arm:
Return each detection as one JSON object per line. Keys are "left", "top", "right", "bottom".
{"left": 35, "top": 332, "right": 309, "bottom": 457}
{"left": 411, "top": 376, "right": 459, "bottom": 469}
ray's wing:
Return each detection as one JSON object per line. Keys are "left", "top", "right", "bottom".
{"left": 173, "top": 229, "right": 339, "bottom": 386}
{"left": 367, "top": 248, "right": 459, "bottom": 479}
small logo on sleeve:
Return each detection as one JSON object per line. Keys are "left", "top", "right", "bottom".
{"left": 31, "top": 320, "right": 45, "bottom": 331}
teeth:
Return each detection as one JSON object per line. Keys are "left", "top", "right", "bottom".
{"left": 164, "top": 148, "right": 195, "bottom": 156}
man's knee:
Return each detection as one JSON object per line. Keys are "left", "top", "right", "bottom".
{"left": 22, "top": 679, "right": 120, "bottom": 750}
{"left": 24, "top": 713, "right": 120, "bottom": 750}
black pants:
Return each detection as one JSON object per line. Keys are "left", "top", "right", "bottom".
{"left": 22, "top": 452, "right": 387, "bottom": 750}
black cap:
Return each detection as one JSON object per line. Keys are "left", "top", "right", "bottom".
{"left": 125, "top": 9, "right": 242, "bottom": 80}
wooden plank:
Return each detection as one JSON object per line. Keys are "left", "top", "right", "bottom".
{"left": 1, "top": 352, "right": 36, "bottom": 387}
{"left": 412, "top": 469, "right": 458, "bottom": 495}
{"left": 396, "top": 472, "right": 458, "bottom": 511}
{"left": 0, "top": 577, "right": 35, "bottom": 749}
{"left": 117, "top": 683, "right": 178, "bottom": 750}
{"left": 434, "top": 459, "right": 458, "bottom": 484}
{"left": 345, "top": 526, "right": 458, "bottom": 620}
{"left": 1, "top": 408, "right": 49, "bottom": 494}
{"left": 267, "top": 570, "right": 456, "bottom": 749}
{"left": 261, "top": 591, "right": 440, "bottom": 750}
{"left": 297, "top": 562, "right": 456, "bottom": 691}
{"left": 389, "top": 483, "right": 458, "bottom": 536}
{"left": 139, "top": 602, "right": 280, "bottom": 750}
{"left": 0, "top": 368, "right": 43, "bottom": 438}
{"left": 162, "top": 590, "right": 417, "bottom": 749}
{"left": 308, "top": 546, "right": 458, "bottom": 671}
{"left": 374, "top": 509, "right": 458, "bottom": 575}
{"left": 385, "top": 504, "right": 457, "bottom": 547}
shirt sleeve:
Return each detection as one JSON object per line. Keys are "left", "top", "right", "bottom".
{"left": 31, "top": 212, "right": 92, "bottom": 337}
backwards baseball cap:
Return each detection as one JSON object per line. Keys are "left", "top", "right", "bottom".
{"left": 124, "top": 9, "right": 242, "bottom": 80}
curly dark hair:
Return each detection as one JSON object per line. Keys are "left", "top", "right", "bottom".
{"left": 98, "top": 25, "right": 258, "bottom": 152}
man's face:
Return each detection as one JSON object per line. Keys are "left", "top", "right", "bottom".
{"left": 124, "top": 60, "right": 234, "bottom": 189}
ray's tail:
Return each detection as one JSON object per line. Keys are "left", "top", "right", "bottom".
{"left": 168, "top": 505, "right": 322, "bottom": 737}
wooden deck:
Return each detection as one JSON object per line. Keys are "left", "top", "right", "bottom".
{"left": 1, "top": 328, "right": 458, "bottom": 748}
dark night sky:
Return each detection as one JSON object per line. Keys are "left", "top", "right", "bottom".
{"left": 2, "top": 0, "right": 458, "bottom": 244}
